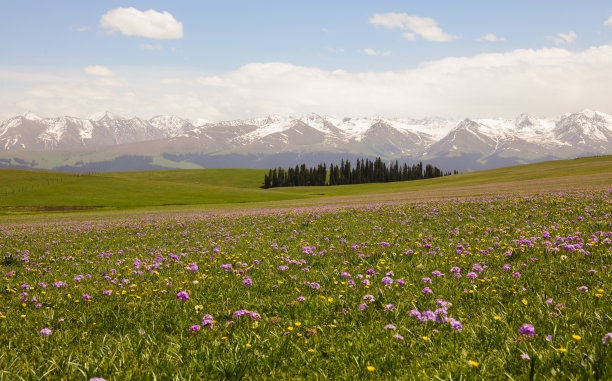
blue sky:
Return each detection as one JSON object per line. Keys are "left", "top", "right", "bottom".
{"left": 2, "top": 1, "right": 612, "bottom": 120}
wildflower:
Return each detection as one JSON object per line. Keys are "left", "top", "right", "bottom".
{"left": 233, "top": 309, "right": 251, "bottom": 318}
{"left": 545, "top": 298, "right": 554, "bottom": 305}
{"left": 521, "top": 299, "right": 528, "bottom": 305}
{"left": 422, "top": 287, "right": 433, "bottom": 295}
{"left": 470, "top": 361, "right": 479, "bottom": 367}
{"left": 308, "top": 348, "right": 315, "bottom": 352}
{"left": 138, "top": 329, "right": 145, "bottom": 335}
{"left": 602, "top": 333, "right": 612, "bottom": 344}
{"left": 494, "top": 316, "right": 502, "bottom": 320}
{"left": 384, "top": 304, "right": 395, "bottom": 311}
{"left": 363, "top": 294, "right": 375, "bottom": 303}
{"left": 201, "top": 319, "right": 214, "bottom": 330}
{"left": 572, "top": 334, "right": 581, "bottom": 341}
{"left": 189, "top": 325, "right": 200, "bottom": 332}
{"left": 448, "top": 318, "right": 463, "bottom": 332}
{"left": 384, "top": 324, "right": 396, "bottom": 330}
{"left": 396, "top": 278, "right": 405, "bottom": 285}
{"left": 297, "top": 296, "right": 306, "bottom": 302}
{"left": 381, "top": 277, "right": 393, "bottom": 286}
{"left": 195, "top": 305, "right": 203, "bottom": 313}
{"left": 243, "top": 277, "right": 253, "bottom": 287}
{"left": 393, "top": 334, "right": 404, "bottom": 340}
{"left": 82, "top": 294, "right": 92, "bottom": 302}
{"left": 558, "top": 348, "right": 567, "bottom": 353}
{"left": 366, "top": 366, "right": 375, "bottom": 372}
{"left": 512, "top": 272, "right": 521, "bottom": 278}
{"left": 467, "top": 272, "right": 478, "bottom": 279}
{"left": 422, "top": 336, "right": 429, "bottom": 341}
{"left": 250, "top": 312, "right": 261, "bottom": 320}
{"left": 578, "top": 286, "right": 588, "bottom": 293}
{"left": 359, "top": 303, "right": 367, "bottom": 310}
{"left": 421, "top": 277, "right": 432, "bottom": 283}
{"left": 546, "top": 335, "right": 553, "bottom": 342}
{"left": 176, "top": 291, "right": 189, "bottom": 300}
{"left": 521, "top": 353, "right": 530, "bottom": 360}
{"left": 519, "top": 324, "right": 536, "bottom": 336}
{"left": 39, "top": 328, "right": 52, "bottom": 336}
{"left": 102, "top": 290, "right": 112, "bottom": 296}
{"left": 502, "top": 264, "right": 511, "bottom": 271}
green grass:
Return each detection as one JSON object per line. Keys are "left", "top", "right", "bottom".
{"left": 0, "top": 190, "right": 610, "bottom": 379}
{"left": 0, "top": 156, "right": 610, "bottom": 217}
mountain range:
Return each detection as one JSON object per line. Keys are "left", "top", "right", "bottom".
{"left": 0, "top": 110, "right": 610, "bottom": 173}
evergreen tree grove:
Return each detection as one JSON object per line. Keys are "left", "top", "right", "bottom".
{"left": 262, "top": 157, "right": 454, "bottom": 188}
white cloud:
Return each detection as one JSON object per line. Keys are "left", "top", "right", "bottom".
{"left": 369, "top": 13, "right": 457, "bottom": 42}
{"left": 140, "top": 43, "right": 162, "bottom": 50}
{"left": 549, "top": 31, "right": 576, "bottom": 45}
{"left": 363, "top": 48, "right": 391, "bottom": 56}
{"left": 70, "top": 24, "right": 90, "bottom": 32}
{"left": 605, "top": 13, "right": 612, "bottom": 27}
{"left": 5, "top": 45, "right": 612, "bottom": 120}
{"left": 84, "top": 65, "right": 114, "bottom": 77}
{"left": 477, "top": 33, "right": 505, "bottom": 42}
{"left": 100, "top": 7, "right": 183, "bottom": 39}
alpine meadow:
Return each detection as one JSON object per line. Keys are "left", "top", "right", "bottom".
{"left": 1, "top": 2, "right": 612, "bottom": 380}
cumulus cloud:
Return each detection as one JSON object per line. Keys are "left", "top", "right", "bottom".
{"left": 549, "top": 31, "right": 576, "bottom": 45}
{"left": 140, "top": 43, "right": 162, "bottom": 50}
{"left": 369, "top": 13, "right": 457, "bottom": 42}
{"left": 363, "top": 48, "right": 391, "bottom": 56}
{"left": 477, "top": 33, "right": 505, "bottom": 42}
{"left": 4, "top": 45, "right": 612, "bottom": 120}
{"left": 100, "top": 7, "right": 183, "bottom": 39}
{"left": 84, "top": 65, "right": 114, "bottom": 77}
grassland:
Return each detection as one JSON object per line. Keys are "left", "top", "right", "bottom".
{"left": 0, "top": 156, "right": 610, "bottom": 220}
{"left": 0, "top": 156, "right": 610, "bottom": 379}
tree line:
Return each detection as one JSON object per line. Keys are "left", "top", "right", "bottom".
{"left": 263, "top": 157, "right": 457, "bottom": 188}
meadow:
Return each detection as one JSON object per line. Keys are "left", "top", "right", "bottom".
{"left": 0, "top": 188, "right": 610, "bottom": 379}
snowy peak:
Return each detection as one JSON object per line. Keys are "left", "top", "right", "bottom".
{"left": 0, "top": 111, "right": 610, "bottom": 163}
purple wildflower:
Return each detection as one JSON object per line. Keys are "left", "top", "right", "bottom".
{"left": 189, "top": 325, "right": 201, "bottom": 332}
{"left": 448, "top": 318, "right": 463, "bottom": 331}
{"left": 82, "top": 294, "right": 92, "bottom": 302}
{"left": 603, "top": 333, "right": 612, "bottom": 344}
{"left": 381, "top": 277, "right": 393, "bottom": 286}
{"left": 466, "top": 272, "right": 478, "bottom": 279}
{"left": 176, "top": 291, "right": 189, "bottom": 300}
{"left": 578, "top": 286, "right": 588, "bottom": 293}
{"left": 521, "top": 353, "right": 530, "bottom": 360}
{"left": 363, "top": 294, "right": 375, "bottom": 303}
{"left": 243, "top": 277, "right": 253, "bottom": 287}
{"left": 422, "top": 277, "right": 432, "bottom": 283}
{"left": 512, "top": 272, "right": 521, "bottom": 278}
{"left": 393, "top": 334, "right": 404, "bottom": 340}
{"left": 384, "top": 324, "right": 396, "bottom": 330}
{"left": 201, "top": 319, "right": 214, "bottom": 330}
{"left": 519, "top": 324, "right": 536, "bottom": 336}
{"left": 422, "top": 287, "right": 433, "bottom": 295}
{"left": 39, "top": 328, "right": 52, "bottom": 336}
{"left": 250, "top": 312, "right": 261, "bottom": 320}
{"left": 546, "top": 335, "right": 553, "bottom": 342}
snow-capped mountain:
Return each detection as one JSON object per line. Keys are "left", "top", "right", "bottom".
{"left": 0, "top": 110, "right": 610, "bottom": 172}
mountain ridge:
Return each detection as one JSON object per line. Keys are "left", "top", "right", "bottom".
{"left": 0, "top": 110, "right": 610, "bottom": 172}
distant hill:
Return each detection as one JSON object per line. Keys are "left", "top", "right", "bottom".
{"left": 0, "top": 110, "right": 610, "bottom": 172}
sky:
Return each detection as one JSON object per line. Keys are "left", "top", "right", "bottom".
{"left": 2, "top": 1, "right": 612, "bottom": 121}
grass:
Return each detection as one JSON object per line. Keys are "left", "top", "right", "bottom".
{"left": 0, "top": 190, "right": 610, "bottom": 379}
{"left": 0, "top": 156, "right": 610, "bottom": 218}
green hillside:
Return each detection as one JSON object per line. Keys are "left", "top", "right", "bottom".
{"left": 0, "top": 155, "right": 610, "bottom": 216}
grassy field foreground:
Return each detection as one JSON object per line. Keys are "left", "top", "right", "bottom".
{"left": 0, "top": 189, "right": 610, "bottom": 379}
